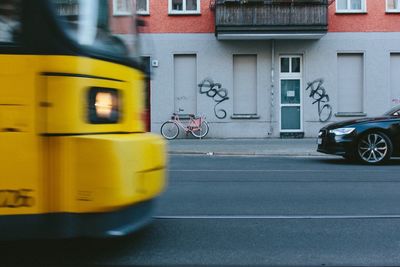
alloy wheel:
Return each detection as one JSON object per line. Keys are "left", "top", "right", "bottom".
{"left": 357, "top": 133, "right": 390, "bottom": 164}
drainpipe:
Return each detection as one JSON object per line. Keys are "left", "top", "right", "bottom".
{"left": 269, "top": 40, "right": 275, "bottom": 136}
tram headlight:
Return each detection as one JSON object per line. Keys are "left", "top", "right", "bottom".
{"left": 88, "top": 87, "right": 120, "bottom": 123}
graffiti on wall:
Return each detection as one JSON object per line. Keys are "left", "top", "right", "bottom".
{"left": 306, "top": 79, "right": 332, "bottom": 122}
{"left": 198, "top": 78, "right": 229, "bottom": 119}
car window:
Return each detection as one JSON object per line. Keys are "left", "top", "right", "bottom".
{"left": 384, "top": 105, "right": 400, "bottom": 116}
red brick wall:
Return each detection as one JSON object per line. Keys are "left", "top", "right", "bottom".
{"left": 111, "top": 0, "right": 400, "bottom": 34}
{"left": 328, "top": 0, "right": 400, "bottom": 32}
{"left": 109, "top": 0, "right": 135, "bottom": 34}
{"left": 110, "top": 17, "right": 133, "bottom": 34}
{"left": 139, "top": 0, "right": 215, "bottom": 33}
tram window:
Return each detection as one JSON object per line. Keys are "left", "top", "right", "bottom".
{"left": 88, "top": 87, "right": 121, "bottom": 124}
{"left": 0, "top": 0, "right": 21, "bottom": 44}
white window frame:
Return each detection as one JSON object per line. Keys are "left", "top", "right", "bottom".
{"left": 136, "top": 0, "right": 150, "bottom": 15}
{"left": 279, "top": 55, "right": 303, "bottom": 133}
{"left": 336, "top": 0, "right": 367, "bottom": 13}
{"left": 386, "top": 0, "right": 400, "bottom": 13}
{"left": 168, "top": 0, "right": 201, "bottom": 15}
{"left": 113, "top": 0, "right": 133, "bottom": 16}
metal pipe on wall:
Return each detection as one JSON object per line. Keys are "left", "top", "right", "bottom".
{"left": 269, "top": 40, "right": 275, "bottom": 136}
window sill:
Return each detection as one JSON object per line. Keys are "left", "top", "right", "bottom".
{"left": 113, "top": 13, "right": 133, "bottom": 17}
{"left": 137, "top": 12, "right": 150, "bottom": 16}
{"left": 168, "top": 11, "right": 201, "bottom": 16}
{"left": 386, "top": 10, "right": 400, "bottom": 13}
{"left": 335, "top": 11, "right": 367, "bottom": 14}
{"left": 231, "top": 114, "right": 260, "bottom": 120}
{"left": 335, "top": 112, "right": 367, "bottom": 117}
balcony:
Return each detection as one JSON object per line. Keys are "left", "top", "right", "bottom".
{"left": 214, "top": 0, "right": 329, "bottom": 40}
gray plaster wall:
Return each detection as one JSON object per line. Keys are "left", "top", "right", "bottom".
{"left": 139, "top": 32, "right": 400, "bottom": 138}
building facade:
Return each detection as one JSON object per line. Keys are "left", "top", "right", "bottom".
{"left": 115, "top": 0, "right": 400, "bottom": 138}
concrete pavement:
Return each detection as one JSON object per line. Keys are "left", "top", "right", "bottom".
{"left": 167, "top": 138, "right": 323, "bottom": 156}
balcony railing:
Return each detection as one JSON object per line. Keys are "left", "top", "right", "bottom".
{"left": 215, "top": 0, "right": 329, "bottom": 40}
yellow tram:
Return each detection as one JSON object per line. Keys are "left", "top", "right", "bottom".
{"left": 0, "top": 0, "right": 166, "bottom": 239}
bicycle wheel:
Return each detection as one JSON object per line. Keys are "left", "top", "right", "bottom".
{"left": 161, "top": 121, "right": 179, "bottom": 140}
{"left": 191, "top": 121, "right": 209, "bottom": 139}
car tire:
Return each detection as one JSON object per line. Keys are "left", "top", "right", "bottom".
{"left": 355, "top": 131, "right": 393, "bottom": 165}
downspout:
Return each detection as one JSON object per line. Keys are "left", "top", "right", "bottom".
{"left": 269, "top": 40, "right": 275, "bottom": 136}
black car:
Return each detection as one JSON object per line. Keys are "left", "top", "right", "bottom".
{"left": 317, "top": 105, "right": 400, "bottom": 164}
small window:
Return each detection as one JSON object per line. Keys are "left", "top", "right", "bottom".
{"left": 136, "top": 0, "right": 149, "bottom": 15}
{"left": 169, "top": 0, "right": 200, "bottom": 14}
{"left": 0, "top": 0, "right": 22, "bottom": 44}
{"left": 387, "top": 0, "right": 400, "bottom": 12}
{"left": 280, "top": 56, "right": 301, "bottom": 74}
{"left": 113, "top": 0, "right": 133, "bottom": 16}
{"left": 291, "top": 57, "right": 301, "bottom": 73}
{"left": 336, "top": 0, "right": 366, "bottom": 13}
{"left": 281, "top": 58, "right": 290, "bottom": 73}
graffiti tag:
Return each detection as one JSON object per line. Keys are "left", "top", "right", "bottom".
{"left": 0, "top": 189, "right": 34, "bottom": 208}
{"left": 198, "top": 78, "right": 229, "bottom": 119}
{"left": 306, "top": 79, "right": 332, "bottom": 122}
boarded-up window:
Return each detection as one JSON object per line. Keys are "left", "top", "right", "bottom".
{"left": 233, "top": 55, "right": 257, "bottom": 115}
{"left": 337, "top": 53, "right": 364, "bottom": 113}
{"left": 174, "top": 55, "right": 197, "bottom": 115}
{"left": 390, "top": 54, "right": 400, "bottom": 106}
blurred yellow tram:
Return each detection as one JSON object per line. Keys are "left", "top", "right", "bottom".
{"left": 0, "top": 0, "right": 166, "bottom": 239}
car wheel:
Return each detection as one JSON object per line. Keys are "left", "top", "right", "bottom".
{"left": 356, "top": 132, "right": 392, "bottom": 164}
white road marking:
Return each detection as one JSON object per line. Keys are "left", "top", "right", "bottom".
{"left": 171, "top": 154, "right": 331, "bottom": 158}
{"left": 154, "top": 215, "right": 400, "bottom": 220}
{"left": 169, "top": 169, "right": 393, "bottom": 172}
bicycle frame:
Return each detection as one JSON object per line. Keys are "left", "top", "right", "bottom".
{"left": 172, "top": 114, "right": 204, "bottom": 134}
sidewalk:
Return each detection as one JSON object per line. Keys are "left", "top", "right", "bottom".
{"left": 167, "top": 138, "right": 322, "bottom": 156}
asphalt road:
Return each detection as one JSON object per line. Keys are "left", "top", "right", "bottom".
{"left": 2, "top": 155, "right": 400, "bottom": 266}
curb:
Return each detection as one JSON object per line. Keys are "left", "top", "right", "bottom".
{"left": 168, "top": 151, "right": 324, "bottom": 157}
